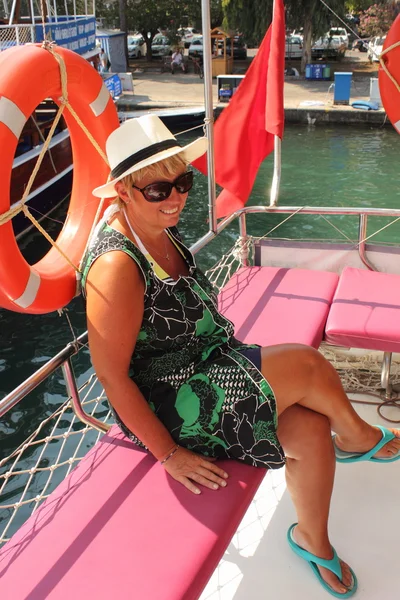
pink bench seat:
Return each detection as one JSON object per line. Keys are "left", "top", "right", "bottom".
{"left": 0, "top": 266, "right": 340, "bottom": 599}
{"left": 0, "top": 426, "right": 265, "bottom": 600}
{"left": 218, "top": 266, "right": 339, "bottom": 348}
{"left": 325, "top": 267, "right": 400, "bottom": 352}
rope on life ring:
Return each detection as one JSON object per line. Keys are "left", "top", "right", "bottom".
{"left": 379, "top": 14, "right": 400, "bottom": 134}
{"left": 0, "top": 43, "right": 119, "bottom": 314}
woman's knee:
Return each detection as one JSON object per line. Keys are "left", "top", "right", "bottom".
{"left": 277, "top": 405, "right": 332, "bottom": 459}
{"left": 260, "top": 344, "right": 327, "bottom": 409}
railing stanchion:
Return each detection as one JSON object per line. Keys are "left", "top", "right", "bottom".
{"left": 358, "top": 213, "right": 376, "bottom": 271}
{"left": 61, "top": 357, "right": 110, "bottom": 433}
{"left": 239, "top": 213, "right": 249, "bottom": 266}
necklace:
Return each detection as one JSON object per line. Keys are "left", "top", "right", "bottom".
{"left": 122, "top": 207, "right": 170, "bottom": 261}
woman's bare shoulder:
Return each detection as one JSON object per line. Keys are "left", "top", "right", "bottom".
{"left": 86, "top": 250, "right": 145, "bottom": 299}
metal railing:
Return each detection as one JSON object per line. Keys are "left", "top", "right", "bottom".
{"left": 2, "top": 204, "right": 400, "bottom": 424}
{"left": 0, "top": 331, "right": 109, "bottom": 433}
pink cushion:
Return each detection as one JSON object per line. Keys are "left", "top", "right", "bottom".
{"left": 0, "top": 426, "right": 265, "bottom": 600}
{"left": 325, "top": 266, "right": 400, "bottom": 352}
{"left": 218, "top": 266, "right": 339, "bottom": 348}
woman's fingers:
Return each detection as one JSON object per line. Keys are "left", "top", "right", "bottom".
{"left": 194, "top": 466, "right": 227, "bottom": 488}
{"left": 201, "top": 460, "right": 229, "bottom": 480}
{"left": 179, "top": 476, "right": 201, "bottom": 495}
{"left": 189, "top": 471, "right": 224, "bottom": 491}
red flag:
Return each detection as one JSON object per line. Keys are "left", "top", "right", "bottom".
{"left": 192, "top": 0, "right": 285, "bottom": 219}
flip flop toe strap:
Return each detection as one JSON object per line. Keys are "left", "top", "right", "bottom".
{"left": 287, "top": 524, "right": 343, "bottom": 579}
{"left": 334, "top": 425, "right": 395, "bottom": 463}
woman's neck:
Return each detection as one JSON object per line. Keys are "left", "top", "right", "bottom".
{"left": 122, "top": 206, "right": 165, "bottom": 243}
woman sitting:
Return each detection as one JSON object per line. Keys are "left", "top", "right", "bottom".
{"left": 82, "top": 115, "right": 400, "bottom": 599}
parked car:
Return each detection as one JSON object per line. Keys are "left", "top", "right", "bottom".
{"left": 223, "top": 36, "right": 247, "bottom": 59}
{"left": 127, "top": 35, "right": 146, "bottom": 58}
{"left": 352, "top": 38, "right": 370, "bottom": 52}
{"left": 178, "top": 27, "right": 200, "bottom": 48}
{"left": 328, "top": 27, "right": 349, "bottom": 48}
{"left": 188, "top": 36, "right": 204, "bottom": 57}
{"left": 367, "top": 35, "right": 386, "bottom": 63}
{"left": 312, "top": 34, "right": 346, "bottom": 59}
{"left": 285, "top": 35, "right": 302, "bottom": 59}
{"left": 151, "top": 34, "right": 172, "bottom": 58}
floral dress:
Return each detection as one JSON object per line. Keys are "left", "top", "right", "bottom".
{"left": 81, "top": 219, "right": 285, "bottom": 469}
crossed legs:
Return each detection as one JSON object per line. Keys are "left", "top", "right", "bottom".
{"left": 260, "top": 343, "right": 400, "bottom": 594}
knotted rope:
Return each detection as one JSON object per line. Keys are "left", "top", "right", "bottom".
{"left": 0, "top": 41, "right": 110, "bottom": 273}
{"left": 379, "top": 41, "right": 400, "bottom": 94}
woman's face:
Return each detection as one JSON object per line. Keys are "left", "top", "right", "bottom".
{"left": 126, "top": 167, "right": 189, "bottom": 230}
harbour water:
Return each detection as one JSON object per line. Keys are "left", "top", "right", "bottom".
{"left": 1, "top": 123, "right": 399, "bottom": 467}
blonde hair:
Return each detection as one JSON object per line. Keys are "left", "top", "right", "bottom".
{"left": 113, "top": 152, "right": 188, "bottom": 206}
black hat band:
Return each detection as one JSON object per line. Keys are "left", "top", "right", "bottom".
{"left": 111, "top": 139, "right": 181, "bottom": 179}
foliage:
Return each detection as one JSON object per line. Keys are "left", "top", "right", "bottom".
{"left": 221, "top": 0, "right": 273, "bottom": 45}
{"left": 345, "top": 0, "right": 378, "bottom": 12}
{"left": 359, "top": 3, "right": 396, "bottom": 36}
{"left": 222, "top": 0, "right": 348, "bottom": 45}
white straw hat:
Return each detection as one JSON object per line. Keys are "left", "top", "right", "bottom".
{"left": 92, "top": 114, "right": 208, "bottom": 198}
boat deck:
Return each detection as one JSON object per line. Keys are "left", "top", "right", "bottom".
{"left": 201, "top": 399, "right": 400, "bottom": 600}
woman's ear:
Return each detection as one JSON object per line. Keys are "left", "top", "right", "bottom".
{"left": 115, "top": 181, "right": 131, "bottom": 204}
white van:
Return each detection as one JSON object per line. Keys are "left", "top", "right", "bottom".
{"left": 328, "top": 27, "right": 349, "bottom": 48}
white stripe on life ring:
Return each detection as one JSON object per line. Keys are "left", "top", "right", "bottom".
{"left": 394, "top": 119, "right": 400, "bottom": 133}
{"left": 14, "top": 269, "right": 41, "bottom": 308}
{"left": 89, "top": 84, "right": 110, "bottom": 117}
{"left": 0, "top": 96, "right": 26, "bottom": 139}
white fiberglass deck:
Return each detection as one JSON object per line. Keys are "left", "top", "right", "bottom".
{"left": 201, "top": 399, "right": 400, "bottom": 600}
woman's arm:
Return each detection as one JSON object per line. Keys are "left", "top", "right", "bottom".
{"left": 86, "top": 251, "right": 175, "bottom": 458}
{"left": 86, "top": 250, "right": 228, "bottom": 493}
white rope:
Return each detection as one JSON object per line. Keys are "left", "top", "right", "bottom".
{"left": 0, "top": 377, "right": 111, "bottom": 546}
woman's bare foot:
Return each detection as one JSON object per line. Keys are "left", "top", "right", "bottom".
{"left": 335, "top": 426, "right": 400, "bottom": 459}
{"left": 293, "top": 526, "right": 354, "bottom": 595}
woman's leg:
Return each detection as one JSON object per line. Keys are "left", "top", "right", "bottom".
{"left": 262, "top": 344, "right": 400, "bottom": 458}
{"left": 277, "top": 404, "right": 353, "bottom": 594}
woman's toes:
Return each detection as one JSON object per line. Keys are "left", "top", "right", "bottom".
{"left": 319, "top": 560, "right": 353, "bottom": 595}
{"left": 340, "top": 560, "right": 353, "bottom": 588}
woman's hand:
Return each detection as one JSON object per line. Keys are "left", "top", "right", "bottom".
{"left": 162, "top": 446, "right": 229, "bottom": 494}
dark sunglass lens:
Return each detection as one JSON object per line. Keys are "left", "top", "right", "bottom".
{"left": 143, "top": 182, "right": 172, "bottom": 201}
{"left": 176, "top": 171, "right": 194, "bottom": 193}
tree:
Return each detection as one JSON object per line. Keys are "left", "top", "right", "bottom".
{"left": 124, "top": 0, "right": 193, "bottom": 59}
{"left": 222, "top": 0, "right": 348, "bottom": 72}
{"left": 222, "top": 0, "right": 274, "bottom": 46}
{"left": 359, "top": 3, "right": 396, "bottom": 36}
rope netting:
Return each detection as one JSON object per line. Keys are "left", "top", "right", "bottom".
{"left": 0, "top": 372, "right": 111, "bottom": 547}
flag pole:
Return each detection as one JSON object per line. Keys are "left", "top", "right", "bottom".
{"left": 201, "top": 0, "right": 217, "bottom": 233}
{"left": 269, "top": 135, "right": 281, "bottom": 206}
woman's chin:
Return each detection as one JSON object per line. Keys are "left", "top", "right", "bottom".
{"left": 160, "top": 211, "right": 181, "bottom": 225}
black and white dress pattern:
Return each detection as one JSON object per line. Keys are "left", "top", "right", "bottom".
{"left": 81, "top": 220, "right": 285, "bottom": 469}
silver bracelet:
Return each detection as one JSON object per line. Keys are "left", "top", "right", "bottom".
{"left": 160, "top": 445, "right": 179, "bottom": 465}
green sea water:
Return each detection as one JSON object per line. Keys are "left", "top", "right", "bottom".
{"left": 1, "top": 123, "right": 399, "bottom": 478}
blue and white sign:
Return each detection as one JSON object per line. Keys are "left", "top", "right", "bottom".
{"left": 35, "top": 17, "right": 96, "bottom": 55}
{"left": 104, "top": 74, "right": 123, "bottom": 99}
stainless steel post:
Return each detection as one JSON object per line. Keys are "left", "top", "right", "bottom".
{"left": 269, "top": 135, "right": 281, "bottom": 206}
{"left": 380, "top": 351, "right": 393, "bottom": 399}
{"left": 358, "top": 214, "right": 375, "bottom": 271}
{"left": 200, "top": 0, "right": 217, "bottom": 233}
{"left": 61, "top": 358, "right": 110, "bottom": 433}
{"left": 239, "top": 213, "right": 249, "bottom": 266}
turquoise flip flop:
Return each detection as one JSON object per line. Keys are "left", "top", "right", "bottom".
{"left": 333, "top": 425, "right": 400, "bottom": 463}
{"left": 287, "top": 524, "right": 357, "bottom": 598}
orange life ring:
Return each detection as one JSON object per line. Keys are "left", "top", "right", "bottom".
{"left": 379, "top": 14, "right": 400, "bottom": 133}
{"left": 0, "top": 44, "right": 119, "bottom": 314}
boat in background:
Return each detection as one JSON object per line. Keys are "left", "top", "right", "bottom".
{"left": 1, "top": 0, "right": 100, "bottom": 238}
{"left": 118, "top": 106, "right": 208, "bottom": 134}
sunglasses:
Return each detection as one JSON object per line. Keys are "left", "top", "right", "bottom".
{"left": 132, "top": 170, "right": 194, "bottom": 203}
